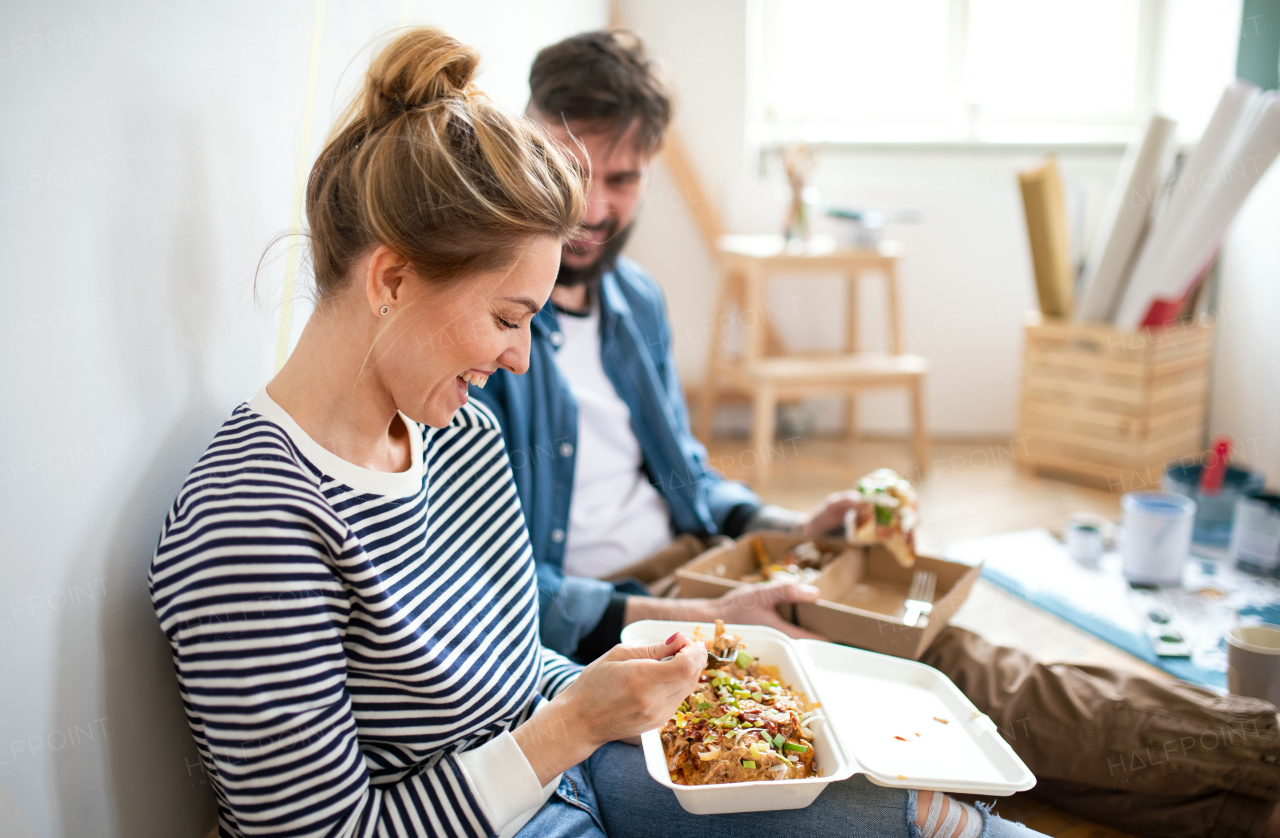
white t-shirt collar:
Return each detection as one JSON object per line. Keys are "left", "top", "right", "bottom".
{"left": 249, "top": 387, "right": 424, "bottom": 499}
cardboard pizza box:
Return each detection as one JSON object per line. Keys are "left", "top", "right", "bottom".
{"left": 673, "top": 532, "right": 983, "bottom": 660}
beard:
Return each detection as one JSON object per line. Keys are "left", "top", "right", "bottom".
{"left": 557, "top": 219, "right": 633, "bottom": 289}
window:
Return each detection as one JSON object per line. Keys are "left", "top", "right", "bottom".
{"left": 753, "top": 0, "right": 1240, "bottom": 146}
{"left": 760, "top": 0, "right": 957, "bottom": 138}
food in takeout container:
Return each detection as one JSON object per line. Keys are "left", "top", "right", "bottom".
{"left": 844, "top": 468, "right": 919, "bottom": 567}
{"left": 676, "top": 536, "right": 982, "bottom": 660}
{"left": 738, "top": 537, "right": 838, "bottom": 585}
{"left": 662, "top": 621, "right": 819, "bottom": 785}
{"left": 622, "top": 620, "right": 1035, "bottom": 815}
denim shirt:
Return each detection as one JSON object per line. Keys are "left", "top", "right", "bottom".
{"left": 471, "top": 257, "right": 761, "bottom": 656}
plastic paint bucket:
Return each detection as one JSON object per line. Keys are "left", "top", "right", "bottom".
{"left": 1232, "top": 494, "right": 1280, "bottom": 575}
{"left": 1121, "top": 492, "right": 1196, "bottom": 585}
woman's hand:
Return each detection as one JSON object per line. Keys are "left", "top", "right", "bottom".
{"left": 563, "top": 633, "right": 707, "bottom": 745}
{"left": 512, "top": 633, "right": 706, "bottom": 785}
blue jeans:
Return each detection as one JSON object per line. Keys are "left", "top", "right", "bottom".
{"left": 516, "top": 742, "right": 1045, "bottom": 838}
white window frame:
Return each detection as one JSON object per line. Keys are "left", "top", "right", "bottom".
{"left": 748, "top": 0, "right": 1165, "bottom": 149}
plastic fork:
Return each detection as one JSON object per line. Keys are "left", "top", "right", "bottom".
{"left": 902, "top": 569, "right": 936, "bottom": 627}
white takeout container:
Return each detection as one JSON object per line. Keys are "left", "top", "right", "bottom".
{"left": 620, "top": 620, "right": 1036, "bottom": 815}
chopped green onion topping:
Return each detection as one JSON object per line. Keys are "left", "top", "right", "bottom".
{"left": 752, "top": 691, "right": 764, "bottom": 702}
{"left": 696, "top": 702, "right": 712, "bottom": 711}
{"left": 783, "top": 742, "right": 809, "bottom": 753}
{"left": 741, "top": 760, "right": 757, "bottom": 769}
{"left": 735, "top": 650, "right": 754, "bottom": 669}
{"left": 773, "top": 733, "right": 786, "bottom": 749}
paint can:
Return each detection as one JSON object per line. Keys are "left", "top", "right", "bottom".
{"left": 1120, "top": 491, "right": 1196, "bottom": 585}
{"left": 1232, "top": 493, "right": 1280, "bottom": 576}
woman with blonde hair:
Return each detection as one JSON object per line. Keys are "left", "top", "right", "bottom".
{"left": 149, "top": 27, "right": 1042, "bottom": 838}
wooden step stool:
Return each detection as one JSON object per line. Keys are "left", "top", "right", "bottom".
{"left": 697, "top": 234, "right": 930, "bottom": 482}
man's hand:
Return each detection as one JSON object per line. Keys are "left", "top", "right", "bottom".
{"left": 624, "top": 582, "right": 825, "bottom": 641}
{"left": 799, "top": 490, "right": 867, "bottom": 539}
{"left": 710, "top": 582, "right": 826, "bottom": 640}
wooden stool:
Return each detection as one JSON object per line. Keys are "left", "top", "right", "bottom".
{"left": 697, "top": 234, "right": 929, "bottom": 482}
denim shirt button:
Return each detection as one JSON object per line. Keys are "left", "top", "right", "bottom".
{"left": 549, "top": 331, "right": 564, "bottom": 347}
{"left": 559, "top": 442, "right": 574, "bottom": 458}
{"left": 550, "top": 528, "right": 566, "bottom": 543}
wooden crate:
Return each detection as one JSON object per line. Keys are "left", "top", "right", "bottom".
{"left": 1016, "top": 312, "right": 1214, "bottom": 489}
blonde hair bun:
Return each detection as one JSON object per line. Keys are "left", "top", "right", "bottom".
{"left": 364, "top": 28, "right": 480, "bottom": 120}
{"left": 304, "top": 26, "right": 584, "bottom": 296}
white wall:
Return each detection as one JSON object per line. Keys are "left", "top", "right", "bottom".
{"left": 1213, "top": 162, "right": 1280, "bottom": 483}
{"left": 0, "top": 2, "right": 607, "bottom": 837}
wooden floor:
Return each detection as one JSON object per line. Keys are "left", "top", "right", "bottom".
{"left": 706, "top": 434, "right": 1160, "bottom": 837}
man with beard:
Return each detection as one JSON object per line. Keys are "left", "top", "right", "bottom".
{"left": 472, "top": 30, "right": 848, "bottom": 664}
{"left": 468, "top": 29, "right": 1280, "bottom": 838}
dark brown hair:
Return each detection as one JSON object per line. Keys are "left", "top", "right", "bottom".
{"left": 305, "top": 27, "right": 586, "bottom": 298}
{"left": 528, "top": 29, "right": 672, "bottom": 154}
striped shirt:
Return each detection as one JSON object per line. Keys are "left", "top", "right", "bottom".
{"left": 149, "top": 389, "right": 581, "bottom": 838}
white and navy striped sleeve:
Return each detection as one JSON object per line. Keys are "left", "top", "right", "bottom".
{"left": 537, "top": 647, "right": 581, "bottom": 700}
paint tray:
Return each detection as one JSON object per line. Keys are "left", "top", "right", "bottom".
{"left": 619, "top": 620, "right": 1035, "bottom": 815}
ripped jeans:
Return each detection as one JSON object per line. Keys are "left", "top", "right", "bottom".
{"left": 514, "top": 741, "right": 1045, "bottom": 838}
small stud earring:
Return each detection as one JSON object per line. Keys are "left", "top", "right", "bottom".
{"left": 380, "top": 305, "right": 390, "bottom": 316}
